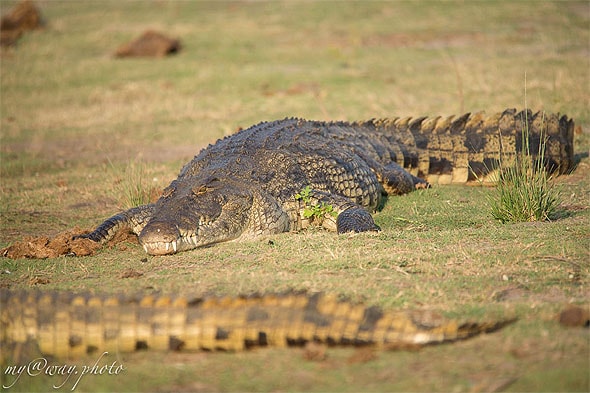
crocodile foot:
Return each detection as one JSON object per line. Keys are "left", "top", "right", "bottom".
{"left": 336, "top": 208, "right": 381, "bottom": 234}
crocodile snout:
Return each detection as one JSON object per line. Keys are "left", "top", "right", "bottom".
{"left": 139, "top": 221, "right": 181, "bottom": 255}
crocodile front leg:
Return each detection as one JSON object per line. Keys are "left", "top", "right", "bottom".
{"left": 77, "top": 204, "right": 156, "bottom": 243}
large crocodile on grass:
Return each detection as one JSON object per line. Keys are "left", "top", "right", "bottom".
{"left": 80, "top": 109, "right": 574, "bottom": 255}
{"left": 0, "top": 289, "right": 514, "bottom": 360}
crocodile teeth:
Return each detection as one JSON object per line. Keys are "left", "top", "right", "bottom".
{"left": 165, "top": 243, "right": 170, "bottom": 252}
{"left": 172, "top": 241, "right": 177, "bottom": 253}
{"left": 143, "top": 244, "right": 149, "bottom": 253}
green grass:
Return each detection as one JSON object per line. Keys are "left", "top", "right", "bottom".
{"left": 489, "top": 111, "right": 563, "bottom": 223}
{"left": 0, "top": 1, "right": 589, "bottom": 392}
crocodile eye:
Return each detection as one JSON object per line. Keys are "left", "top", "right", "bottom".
{"left": 192, "top": 185, "right": 210, "bottom": 196}
{"left": 162, "top": 185, "right": 176, "bottom": 198}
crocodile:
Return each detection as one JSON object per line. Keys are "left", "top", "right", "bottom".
{"left": 79, "top": 109, "right": 574, "bottom": 255}
{"left": 0, "top": 289, "right": 514, "bottom": 360}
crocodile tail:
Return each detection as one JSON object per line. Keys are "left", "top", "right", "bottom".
{"left": 0, "top": 290, "right": 514, "bottom": 359}
{"left": 373, "top": 109, "right": 575, "bottom": 184}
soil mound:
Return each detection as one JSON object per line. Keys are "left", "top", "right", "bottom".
{"left": 559, "top": 306, "right": 590, "bottom": 328}
{"left": 114, "top": 30, "right": 181, "bottom": 58}
{"left": 1, "top": 227, "right": 137, "bottom": 259}
{"left": 1, "top": 0, "right": 43, "bottom": 47}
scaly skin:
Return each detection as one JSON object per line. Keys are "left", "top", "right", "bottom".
{"left": 0, "top": 290, "right": 514, "bottom": 360}
{"left": 79, "top": 109, "right": 574, "bottom": 255}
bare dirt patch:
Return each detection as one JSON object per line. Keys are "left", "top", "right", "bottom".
{"left": 0, "top": 0, "right": 43, "bottom": 47}
{"left": 0, "top": 227, "right": 136, "bottom": 259}
{"left": 362, "top": 31, "right": 487, "bottom": 49}
{"left": 558, "top": 305, "right": 590, "bottom": 328}
{"left": 114, "top": 30, "right": 181, "bottom": 58}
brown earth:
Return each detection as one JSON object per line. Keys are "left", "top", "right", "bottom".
{"left": 0, "top": 0, "right": 43, "bottom": 47}
{"left": 0, "top": 226, "right": 136, "bottom": 259}
{"left": 114, "top": 30, "right": 181, "bottom": 58}
{"left": 558, "top": 305, "right": 590, "bottom": 328}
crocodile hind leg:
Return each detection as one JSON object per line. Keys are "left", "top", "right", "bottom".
{"left": 376, "top": 162, "right": 430, "bottom": 195}
{"left": 296, "top": 190, "right": 380, "bottom": 234}
{"left": 76, "top": 204, "right": 156, "bottom": 243}
{"left": 336, "top": 207, "right": 380, "bottom": 234}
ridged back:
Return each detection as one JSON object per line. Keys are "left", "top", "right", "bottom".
{"left": 371, "top": 109, "right": 574, "bottom": 183}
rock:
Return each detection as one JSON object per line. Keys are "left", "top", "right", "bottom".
{"left": 1, "top": 0, "right": 43, "bottom": 47}
{"left": 114, "top": 30, "right": 181, "bottom": 58}
{"left": 558, "top": 306, "right": 590, "bottom": 328}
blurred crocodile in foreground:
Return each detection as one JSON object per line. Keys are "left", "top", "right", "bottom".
{"left": 78, "top": 109, "right": 574, "bottom": 255}
{"left": 0, "top": 290, "right": 515, "bottom": 360}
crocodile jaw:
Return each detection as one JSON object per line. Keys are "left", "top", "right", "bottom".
{"left": 138, "top": 221, "right": 195, "bottom": 255}
{"left": 140, "top": 234, "right": 204, "bottom": 255}
{"left": 141, "top": 239, "right": 179, "bottom": 255}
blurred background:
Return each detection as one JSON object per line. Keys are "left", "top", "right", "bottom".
{"left": 1, "top": 1, "right": 587, "bottom": 174}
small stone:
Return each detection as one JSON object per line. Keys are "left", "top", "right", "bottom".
{"left": 558, "top": 306, "right": 590, "bottom": 328}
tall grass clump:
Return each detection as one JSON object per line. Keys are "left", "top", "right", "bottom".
{"left": 108, "top": 160, "right": 156, "bottom": 209}
{"left": 488, "top": 112, "right": 562, "bottom": 223}
{"left": 122, "top": 161, "right": 154, "bottom": 208}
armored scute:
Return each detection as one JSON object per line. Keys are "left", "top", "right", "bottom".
{"left": 0, "top": 290, "right": 514, "bottom": 359}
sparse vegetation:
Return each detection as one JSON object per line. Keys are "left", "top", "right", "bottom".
{"left": 295, "top": 185, "right": 337, "bottom": 224}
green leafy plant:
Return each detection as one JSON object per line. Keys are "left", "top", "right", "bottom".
{"left": 295, "top": 186, "right": 338, "bottom": 224}
{"left": 488, "top": 112, "right": 562, "bottom": 223}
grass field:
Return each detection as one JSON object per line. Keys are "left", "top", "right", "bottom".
{"left": 1, "top": 1, "right": 589, "bottom": 392}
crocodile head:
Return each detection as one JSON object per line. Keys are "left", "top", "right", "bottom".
{"left": 138, "top": 177, "right": 253, "bottom": 255}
